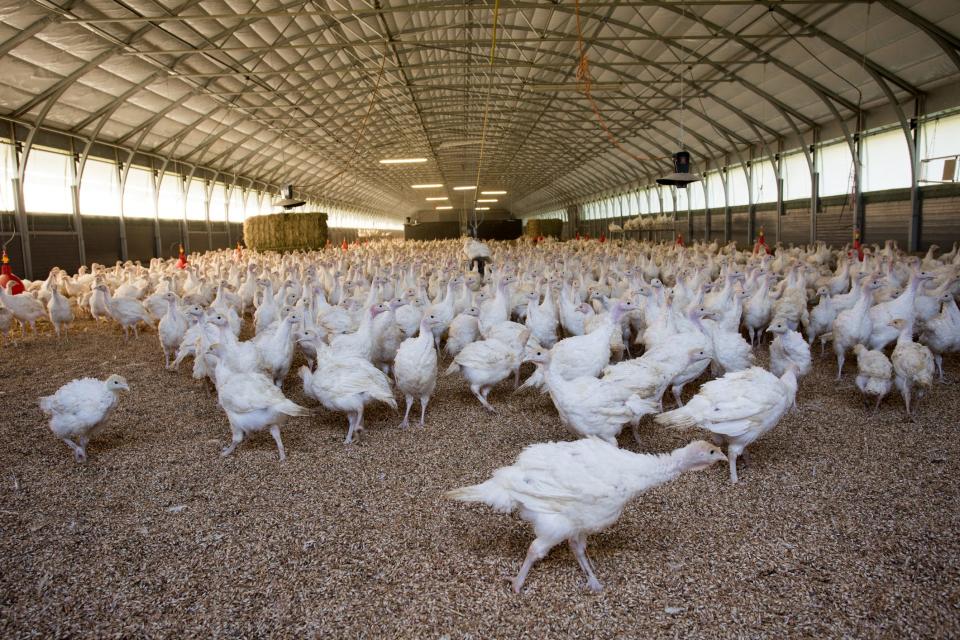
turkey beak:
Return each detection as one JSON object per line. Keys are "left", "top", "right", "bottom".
{"left": 119, "top": 382, "right": 130, "bottom": 391}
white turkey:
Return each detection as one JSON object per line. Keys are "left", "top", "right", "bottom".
{"left": 767, "top": 320, "right": 812, "bottom": 378}
{"left": 889, "top": 318, "right": 934, "bottom": 419}
{"left": 208, "top": 344, "right": 311, "bottom": 462}
{"left": 393, "top": 314, "right": 441, "bottom": 429}
{"left": 656, "top": 365, "right": 798, "bottom": 483}
{"left": 524, "top": 348, "right": 658, "bottom": 445}
{"left": 39, "top": 374, "right": 130, "bottom": 463}
{"left": 445, "top": 438, "right": 726, "bottom": 593}
{"left": 299, "top": 343, "right": 398, "bottom": 444}
{"left": 852, "top": 344, "right": 892, "bottom": 413}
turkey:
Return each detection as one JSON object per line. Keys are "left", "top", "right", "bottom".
{"left": 46, "top": 286, "right": 74, "bottom": 339}
{"left": 207, "top": 343, "right": 310, "bottom": 461}
{"left": 542, "top": 301, "right": 633, "bottom": 382}
{"left": 889, "top": 318, "right": 934, "bottom": 419}
{"left": 299, "top": 343, "right": 398, "bottom": 444}
{"left": 852, "top": 344, "right": 892, "bottom": 413}
{"left": 831, "top": 277, "right": 883, "bottom": 379}
{"left": 445, "top": 438, "right": 726, "bottom": 593}
{"left": 446, "top": 329, "right": 530, "bottom": 413}
{"left": 524, "top": 348, "right": 659, "bottom": 445}
{"left": 656, "top": 365, "right": 798, "bottom": 483}
{"left": 918, "top": 292, "right": 960, "bottom": 381}
{"left": 393, "top": 314, "right": 441, "bottom": 429}
{"left": 445, "top": 306, "right": 481, "bottom": 358}
{"left": 802, "top": 286, "right": 836, "bottom": 352}
{"left": 767, "top": 320, "right": 812, "bottom": 378}
{"left": 0, "top": 284, "right": 45, "bottom": 338}
{"left": 39, "top": 374, "right": 129, "bottom": 462}
{"left": 95, "top": 284, "right": 153, "bottom": 340}
{"left": 157, "top": 292, "right": 188, "bottom": 369}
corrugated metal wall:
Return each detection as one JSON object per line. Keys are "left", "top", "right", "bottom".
{"left": 583, "top": 185, "right": 960, "bottom": 251}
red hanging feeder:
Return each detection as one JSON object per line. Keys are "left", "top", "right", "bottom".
{"left": 753, "top": 227, "right": 770, "bottom": 255}
{"left": 0, "top": 249, "right": 24, "bottom": 295}
{"left": 175, "top": 244, "right": 188, "bottom": 269}
{"left": 676, "top": 233, "right": 684, "bottom": 247}
{"left": 234, "top": 242, "right": 243, "bottom": 261}
{"left": 852, "top": 228, "right": 864, "bottom": 261}
{"left": 341, "top": 238, "right": 349, "bottom": 251}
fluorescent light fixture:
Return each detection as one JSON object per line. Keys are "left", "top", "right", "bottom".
{"left": 475, "top": 207, "right": 490, "bottom": 211}
{"left": 411, "top": 183, "right": 443, "bottom": 189}
{"left": 526, "top": 82, "right": 624, "bottom": 92}
{"left": 453, "top": 185, "right": 477, "bottom": 191}
{"left": 480, "top": 190, "right": 507, "bottom": 195}
{"left": 476, "top": 199, "right": 498, "bottom": 203}
{"left": 436, "top": 206, "right": 453, "bottom": 210}
{"left": 438, "top": 140, "right": 483, "bottom": 150}
{"left": 425, "top": 197, "right": 449, "bottom": 201}
{"left": 380, "top": 158, "right": 427, "bottom": 164}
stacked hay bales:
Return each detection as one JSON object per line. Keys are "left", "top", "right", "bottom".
{"left": 524, "top": 218, "right": 563, "bottom": 239}
{"left": 243, "top": 211, "right": 328, "bottom": 252}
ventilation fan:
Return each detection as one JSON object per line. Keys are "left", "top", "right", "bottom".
{"left": 275, "top": 184, "right": 306, "bottom": 209}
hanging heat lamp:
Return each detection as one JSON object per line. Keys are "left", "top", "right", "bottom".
{"left": 657, "top": 62, "right": 701, "bottom": 189}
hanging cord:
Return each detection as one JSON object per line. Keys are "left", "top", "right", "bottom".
{"left": 469, "top": 0, "right": 501, "bottom": 233}
{"left": 770, "top": 8, "right": 868, "bottom": 225}
{"left": 574, "top": 0, "right": 669, "bottom": 164}
{"left": 319, "top": 47, "right": 388, "bottom": 189}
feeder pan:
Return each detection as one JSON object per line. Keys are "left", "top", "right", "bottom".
{"left": 0, "top": 249, "right": 24, "bottom": 295}
{"left": 657, "top": 151, "right": 701, "bottom": 188}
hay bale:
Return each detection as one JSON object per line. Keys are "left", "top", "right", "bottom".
{"left": 243, "top": 211, "right": 328, "bottom": 252}
{"left": 525, "top": 218, "right": 562, "bottom": 238}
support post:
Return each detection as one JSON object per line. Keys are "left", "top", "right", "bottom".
{"left": 68, "top": 138, "right": 86, "bottom": 267}
{"left": 908, "top": 97, "right": 924, "bottom": 252}
{"left": 8, "top": 123, "right": 33, "bottom": 279}
{"left": 114, "top": 148, "right": 128, "bottom": 262}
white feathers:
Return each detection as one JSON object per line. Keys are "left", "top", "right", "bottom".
{"left": 40, "top": 374, "right": 129, "bottom": 462}
{"left": 445, "top": 438, "right": 726, "bottom": 592}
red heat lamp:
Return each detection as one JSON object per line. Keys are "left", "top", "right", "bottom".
{"left": 0, "top": 249, "right": 24, "bottom": 295}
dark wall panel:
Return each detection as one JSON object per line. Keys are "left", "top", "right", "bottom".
{"left": 124, "top": 219, "right": 157, "bottom": 263}
{"left": 83, "top": 217, "right": 122, "bottom": 266}
{"left": 780, "top": 208, "right": 810, "bottom": 246}
{"left": 188, "top": 232, "right": 211, "bottom": 253}
{"left": 210, "top": 232, "right": 230, "bottom": 251}
{"left": 404, "top": 221, "right": 459, "bottom": 241}
{"left": 158, "top": 220, "right": 183, "bottom": 257}
{"left": 921, "top": 195, "right": 960, "bottom": 252}
{"left": 30, "top": 234, "right": 80, "bottom": 278}
{"left": 477, "top": 219, "right": 521, "bottom": 240}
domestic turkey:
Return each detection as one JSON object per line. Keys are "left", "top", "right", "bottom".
{"left": 39, "top": 374, "right": 129, "bottom": 462}
{"left": 157, "top": 292, "right": 188, "bottom": 369}
{"left": 95, "top": 284, "right": 153, "bottom": 340}
{"left": 208, "top": 344, "right": 311, "bottom": 462}
{"left": 767, "top": 320, "right": 812, "bottom": 378}
{"left": 445, "top": 438, "right": 726, "bottom": 593}
{"left": 0, "top": 284, "right": 45, "bottom": 338}
{"left": 656, "top": 365, "right": 798, "bottom": 483}
{"left": 445, "top": 306, "right": 481, "bottom": 358}
{"left": 393, "top": 314, "right": 441, "bottom": 428}
{"left": 46, "top": 286, "right": 74, "bottom": 339}
{"left": 889, "top": 318, "right": 934, "bottom": 418}
{"left": 446, "top": 329, "right": 530, "bottom": 413}
{"left": 524, "top": 348, "right": 659, "bottom": 445}
{"left": 852, "top": 344, "right": 892, "bottom": 412}
{"left": 299, "top": 346, "right": 397, "bottom": 444}
{"left": 919, "top": 292, "right": 960, "bottom": 380}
